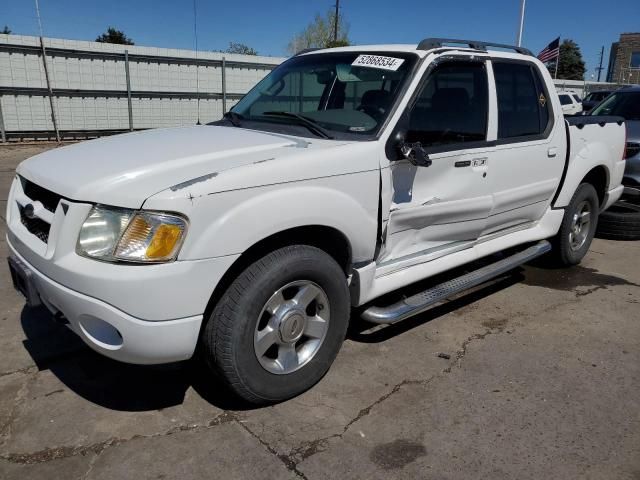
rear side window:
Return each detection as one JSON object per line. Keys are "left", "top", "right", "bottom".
{"left": 572, "top": 94, "right": 582, "bottom": 102}
{"left": 407, "top": 61, "right": 488, "bottom": 147}
{"left": 493, "top": 62, "right": 551, "bottom": 139}
{"left": 559, "top": 94, "right": 572, "bottom": 105}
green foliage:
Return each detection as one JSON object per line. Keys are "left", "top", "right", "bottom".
{"left": 1, "top": 25, "right": 11, "bottom": 34}
{"left": 287, "top": 9, "right": 350, "bottom": 54}
{"left": 225, "top": 42, "right": 258, "bottom": 56}
{"left": 556, "top": 39, "right": 586, "bottom": 80}
{"left": 95, "top": 27, "right": 134, "bottom": 45}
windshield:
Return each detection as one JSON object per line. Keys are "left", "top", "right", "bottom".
{"left": 229, "top": 52, "right": 418, "bottom": 139}
{"left": 591, "top": 91, "right": 640, "bottom": 120}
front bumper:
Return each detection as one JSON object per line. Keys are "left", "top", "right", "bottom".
{"left": 9, "top": 245, "right": 202, "bottom": 364}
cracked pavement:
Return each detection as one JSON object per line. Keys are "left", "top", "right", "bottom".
{"left": 1, "top": 144, "right": 639, "bottom": 479}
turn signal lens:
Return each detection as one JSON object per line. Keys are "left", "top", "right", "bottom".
{"left": 114, "top": 212, "right": 187, "bottom": 262}
{"left": 146, "top": 224, "right": 183, "bottom": 259}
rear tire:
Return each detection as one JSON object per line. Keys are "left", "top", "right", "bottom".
{"left": 551, "top": 183, "right": 599, "bottom": 266}
{"left": 596, "top": 199, "right": 640, "bottom": 241}
{"left": 201, "top": 245, "right": 350, "bottom": 405}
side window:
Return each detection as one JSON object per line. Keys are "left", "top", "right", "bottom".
{"left": 559, "top": 94, "right": 573, "bottom": 105}
{"left": 493, "top": 62, "right": 551, "bottom": 139}
{"left": 406, "top": 62, "right": 488, "bottom": 147}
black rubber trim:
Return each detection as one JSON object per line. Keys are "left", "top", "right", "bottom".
{"left": 566, "top": 115, "right": 625, "bottom": 128}
{"left": 551, "top": 121, "right": 571, "bottom": 206}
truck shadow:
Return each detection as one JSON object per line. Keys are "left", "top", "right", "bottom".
{"left": 19, "top": 307, "right": 254, "bottom": 412}
{"left": 348, "top": 273, "right": 523, "bottom": 343}
{"left": 18, "top": 268, "right": 524, "bottom": 413}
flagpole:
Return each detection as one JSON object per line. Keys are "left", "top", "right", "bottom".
{"left": 516, "top": 0, "right": 526, "bottom": 47}
{"left": 554, "top": 37, "right": 561, "bottom": 79}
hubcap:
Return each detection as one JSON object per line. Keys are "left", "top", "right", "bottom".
{"left": 569, "top": 200, "right": 592, "bottom": 251}
{"left": 253, "top": 280, "right": 330, "bottom": 375}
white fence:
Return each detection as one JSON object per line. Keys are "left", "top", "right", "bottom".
{"left": 0, "top": 34, "right": 285, "bottom": 140}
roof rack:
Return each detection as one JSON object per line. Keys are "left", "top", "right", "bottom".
{"left": 417, "top": 38, "right": 533, "bottom": 56}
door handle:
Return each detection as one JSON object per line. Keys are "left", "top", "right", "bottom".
{"left": 547, "top": 147, "right": 558, "bottom": 158}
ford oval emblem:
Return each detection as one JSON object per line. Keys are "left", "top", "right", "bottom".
{"left": 23, "top": 203, "right": 36, "bottom": 219}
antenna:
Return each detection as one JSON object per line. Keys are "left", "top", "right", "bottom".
{"left": 193, "top": 0, "right": 201, "bottom": 125}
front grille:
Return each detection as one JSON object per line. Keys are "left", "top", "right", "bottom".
{"left": 20, "top": 177, "right": 62, "bottom": 213}
{"left": 626, "top": 142, "right": 640, "bottom": 160}
{"left": 19, "top": 204, "right": 51, "bottom": 243}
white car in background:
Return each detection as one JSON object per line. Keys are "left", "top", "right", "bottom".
{"left": 558, "top": 92, "right": 583, "bottom": 115}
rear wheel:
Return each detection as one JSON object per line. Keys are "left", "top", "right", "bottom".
{"left": 551, "top": 183, "right": 599, "bottom": 266}
{"left": 201, "top": 245, "right": 350, "bottom": 405}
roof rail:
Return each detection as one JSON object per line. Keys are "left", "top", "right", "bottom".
{"left": 295, "top": 48, "right": 321, "bottom": 56}
{"left": 417, "top": 38, "right": 533, "bottom": 56}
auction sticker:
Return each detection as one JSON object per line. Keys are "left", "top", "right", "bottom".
{"left": 351, "top": 55, "right": 405, "bottom": 71}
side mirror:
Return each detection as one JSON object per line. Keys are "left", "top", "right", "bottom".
{"left": 399, "top": 141, "right": 432, "bottom": 167}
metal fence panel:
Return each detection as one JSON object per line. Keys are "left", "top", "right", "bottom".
{"left": 0, "top": 33, "right": 284, "bottom": 139}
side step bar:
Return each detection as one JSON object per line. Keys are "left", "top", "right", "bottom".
{"left": 361, "top": 240, "right": 551, "bottom": 324}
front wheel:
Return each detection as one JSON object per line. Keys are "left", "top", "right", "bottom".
{"left": 201, "top": 245, "right": 350, "bottom": 405}
{"left": 551, "top": 183, "right": 599, "bottom": 266}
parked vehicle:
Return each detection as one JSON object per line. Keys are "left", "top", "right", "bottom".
{"left": 7, "top": 39, "right": 626, "bottom": 404}
{"left": 558, "top": 92, "right": 583, "bottom": 115}
{"left": 592, "top": 86, "right": 640, "bottom": 240}
{"left": 583, "top": 89, "right": 615, "bottom": 113}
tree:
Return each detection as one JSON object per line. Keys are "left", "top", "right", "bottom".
{"left": 95, "top": 27, "right": 134, "bottom": 45}
{"left": 1, "top": 25, "right": 11, "bottom": 34}
{"left": 555, "top": 39, "right": 586, "bottom": 80}
{"left": 225, "top": 42, "right": 258, "bottom": 56}
{"left": 287, "top": 9, "right": 350, "bottom": 54}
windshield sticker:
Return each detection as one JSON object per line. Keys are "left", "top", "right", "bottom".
{"left": 351, "top": 55, "right": 405, "bottom": 71}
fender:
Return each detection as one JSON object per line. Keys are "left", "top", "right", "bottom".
{"left": 553, "top": 134, "right": 612, "bottom": 208}
{"left": 145, "top": 170, "right": 380, "bottom": 262}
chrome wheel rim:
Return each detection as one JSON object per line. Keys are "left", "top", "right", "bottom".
{"left": 253, "top": 280, "right": 330, "bottom": 375}
{"left": 569, "top": 200, "right": 591, "bottom": 251}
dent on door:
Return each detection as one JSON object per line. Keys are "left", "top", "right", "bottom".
{"left": 382, "top": 151, "right": 493, "bottom": 263}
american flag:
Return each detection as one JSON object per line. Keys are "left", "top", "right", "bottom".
{"left": 537, "top": 37, "right": 560, "bottom": 63}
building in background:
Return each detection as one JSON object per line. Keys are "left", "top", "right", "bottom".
{"left": 606, "top": 33, "right": 640, "bottom": 84}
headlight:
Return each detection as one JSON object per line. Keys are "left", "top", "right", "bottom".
{"left": 77, "top": 206, "right": 188, "bottom": 263}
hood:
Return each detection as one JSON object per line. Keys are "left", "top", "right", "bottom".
{"left": 17, "top": 126, "right": 328, "bottom": 208}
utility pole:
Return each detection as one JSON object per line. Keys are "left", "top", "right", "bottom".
{"left": 516, "top": 0, "right": 526, "bottom": 47}
{"left": 333, "top": 0, "right": 340, "bottom": 43}
{"left": 596, "top": 45, "right": 604, "bottom": 82}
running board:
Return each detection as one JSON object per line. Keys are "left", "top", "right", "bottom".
{"left": 361, "top": 240, "right": 551, "bottom": 324}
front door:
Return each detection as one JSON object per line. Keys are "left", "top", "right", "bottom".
{"left": 383, "top": 59, "right": 494, "bottom": 264}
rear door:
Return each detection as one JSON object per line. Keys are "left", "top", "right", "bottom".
{"left": 484, "top": 60, "right": 565, "bottom": 235}
{"left": 383, "top": 59, "right": 494, "bottom": 263}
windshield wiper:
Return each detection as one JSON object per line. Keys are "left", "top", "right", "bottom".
{"left": 223, "top": 111, "right": 244, "bottom": 127}
{"left": 262, "top": 111, "right": 334, "bottom": 139}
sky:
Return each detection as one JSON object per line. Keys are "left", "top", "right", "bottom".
{"left": 2, "top": 0, "right": 639, "bottom": 79}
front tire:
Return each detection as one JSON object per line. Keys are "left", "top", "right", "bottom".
{"left": 551, "top": 183, "right": 599, "bottom": 266}
{"left": 201, "top": 245, "right": 350, "bottom": 405}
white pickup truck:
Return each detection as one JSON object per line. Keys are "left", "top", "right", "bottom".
{"left": 7, "top": 39, "right": 626, "bottom": 404}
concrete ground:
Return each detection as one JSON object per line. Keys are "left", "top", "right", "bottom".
{"left": 0, "top": 143, "right": 639, "bottom": 480}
